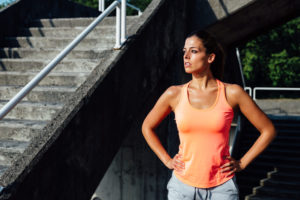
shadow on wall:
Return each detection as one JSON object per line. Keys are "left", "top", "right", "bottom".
{"left": 218, "top": 0, "right": 229, "bottom": 15}
{"left": 187, "top": 0, "right": 218, "bottom": 33}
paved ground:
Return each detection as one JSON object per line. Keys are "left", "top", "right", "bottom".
{"left": 256, "top": 99, "right": 300, "bottom": 117}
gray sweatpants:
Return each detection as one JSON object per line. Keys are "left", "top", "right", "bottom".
{"left": 167, "top": 172, "right": 239, "bottom": 200}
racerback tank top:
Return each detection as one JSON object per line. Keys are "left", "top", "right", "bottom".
{"left": 174, "top": 79, "right": 234, "bottom": 188}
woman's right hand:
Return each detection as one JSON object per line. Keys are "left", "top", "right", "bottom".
{"left": 166, "top": 154, "right": 185, "bottom": 172}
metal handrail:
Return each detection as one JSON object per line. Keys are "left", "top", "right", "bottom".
{"left": 244, "top": 86, "right": 252, "bottom": 97}
{"left": 99, "top": 0, "right": 142, "bottom": 16}
{"left": 244, "top": 87, "right": 300, "bottom": 100}
{"left": 230, "top": 115, "right": 241, "bottom": 155}
{"left": 127, "top": 2, "right": 142, "bottom": 16}
{"left": 0, "top": 0, "right": 126, "bottom": 120}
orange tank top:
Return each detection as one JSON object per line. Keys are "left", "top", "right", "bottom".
{"left": 174, "top": 79, "right": 234, "bottom": 188}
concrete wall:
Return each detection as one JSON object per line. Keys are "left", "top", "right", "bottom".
{"left": 188, "top": 0, "right": 300, "bottom": 47}
{"left": 0, "top": 0, "right": 188, "bottom": 199}
{"left": 0, "top": 0, "right": 99, "bottom": 43}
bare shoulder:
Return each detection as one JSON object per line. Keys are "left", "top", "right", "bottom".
{"left": 223, "top": 83, "right": 248, "bottom": 108}
{"left": 165, "top": 85, "right": 183, "bottom": 98}
{"left": 163, "top": 84, "right": 184, "bottom": 110}
{"left": 224, "top": 83, "right": 245, "bottom": 98}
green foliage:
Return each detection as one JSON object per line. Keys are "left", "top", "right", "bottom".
{"left": 239, "top": 16, "right": 300, "bottom": 88}
{"left": 71, "top": 0, "right": 152, "bottom": 15}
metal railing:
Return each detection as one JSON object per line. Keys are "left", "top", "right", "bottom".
{"left": 244, "top": 86, "right": 252, "bottom": 97}
{"left": 126, "top": 3, "right": 142, "bottom": 16}
{"left": 252, "top": 87, "right": 300, "bottom": 100}
{"left": 99, "top": 0, "right": 142, "bottom": 16}
{"left": 243, "top": 86, "right": 300, "bottom": 100}
{"left": 0, "top": 0, "right": 138, "bottom": 120}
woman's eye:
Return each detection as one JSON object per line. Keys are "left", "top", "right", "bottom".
{"left": 191, "top": 50, "right": 197, "bottom": 53}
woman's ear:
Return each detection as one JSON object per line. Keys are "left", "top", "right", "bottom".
{"left": 208, "top": 53, "right": 216, "bottom": 64}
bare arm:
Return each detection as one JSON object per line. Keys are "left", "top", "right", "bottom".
{"left": 222, "top": 84, "right": 276, "bottom": 175}
{"left": 142, "top": 86, "right": 184, "bottom": 171}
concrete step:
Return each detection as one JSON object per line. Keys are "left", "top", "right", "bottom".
{"left": 0, "top": 119, "right": 47, "bottom": 141}
{"left": 255, "top": 154, "right": 300, "bottom": 166}
{"left": 0, "top": 59, "right": 99, "bottom": 72}
{"left": 0, "top": 85, "right": 76, "bottom": 103}
{"left": 261, "top": 178, "right": 300, "bottom": 190}
{"left": 251, "top": 133, "right": 300, "bottom": 141}
{"left": 0, "top": 165, "right": 8, "bottom": 177}
{"left": 2, "top": 37, "right": 115, "bottom": 49}
{"left": 269, "top": 171, "right": 300, "bottom": 182}
{"left": 18, "top": 26, "right": 117, "bottom": 37}
{"left": 253, "top": 185, "right": 300, "bottom": 199}
{"left": 246, "top": 194, "right": 287, "bottom": 200}
{"left": 241, "top": 139, "right": 300, "bottom": 151}
{"left": 242, "top": 145, "right": 300, "bottom": 158}
{"left": 0, "top": 139, "right": 29, "bottom": 153}
{"left": 252, "top": 161, "right": 300, "bottom": 172}
{"left": 244, "top": 129, "right": 300, "bottom": 138}
{"left": 0, "top": 151, "right": 21, "bottom": 167}
{"left": 0, "top": 140, "right": 29, "bottom": 167}
{"left": 0, "top": 101, "right": 63, "bottom": 121}
{"left": 28, "top": 16, "right": 138, "bottom": 27}
{"left": 246, "top": 121, "right": 300, "bottom": 132}
{"left": 0, "top": 47, "right": 109, "bottom": 60}
{"left": 274, "top": 123, "right": 300, "bottom": 130}
{"left": 0, "top": 71, "right": 88, "bottom": 87}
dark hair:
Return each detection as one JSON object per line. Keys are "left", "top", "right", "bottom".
{"left": 186, "top": 30, "right": 225, "bottom": 80}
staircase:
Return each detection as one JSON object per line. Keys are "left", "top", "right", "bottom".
{"left": 0, "top": 16, "right": 136, "bottom": 180}
{"left": 236, "top": 116, "right": 300, "bottom": 200}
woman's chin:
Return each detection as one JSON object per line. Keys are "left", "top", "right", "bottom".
{"left": 184, "top": 68, "right": 193, "bottom": 74}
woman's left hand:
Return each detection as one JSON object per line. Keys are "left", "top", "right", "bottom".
{"left": 220, "top": 156, "right": 244, "bottom": 177}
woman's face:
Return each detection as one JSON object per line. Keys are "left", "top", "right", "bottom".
{"left": 183, "top": 36, "right": 214, "bottom": 75}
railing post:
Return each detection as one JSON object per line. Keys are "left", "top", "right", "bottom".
{"left": 99, "top": 0, "right": 105, "bottom": 12}
{"left": 114, "top": 1, "right": 121, "bottom": 49}
{"left": 121, "top": 0, "right": 126, "bottom": 43}
{"left": 253, "top": 88, "right": 257, "bottom": 101}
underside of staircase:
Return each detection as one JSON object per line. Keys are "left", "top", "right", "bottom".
{"left": 235, "top": 116, "right": 300, "bottom": 200}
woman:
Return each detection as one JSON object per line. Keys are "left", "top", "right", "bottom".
{"left": 141, "top": 30, "right": 276, "bottom": 200}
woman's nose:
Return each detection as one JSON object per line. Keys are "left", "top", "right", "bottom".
{"left": 184, "top": 52, "right": 190, "bottom": 59}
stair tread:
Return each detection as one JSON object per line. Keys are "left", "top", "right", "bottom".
{"left": 270, "top": 171, "right": 300, "bottom": 178}
{"left": 0, "top": 100, "right": 64, "bottom": 108}
{"left": 258, "top": 161, "right": 300, "bottom": 168}
{"left": 0, "top": 47, "right": 109, "bottom": 52}
{"left": 0, "top": 71, "right": 89, "bottom": 76}
{"left": 0, "top": 139, "right": 29, "bottom": 153}
{"left": 0, "top": 57, "right": 99, "bottom": 62}
{"left": 255, "top": 185, "right": 300, "bottom": 194}
{"left": 0, "top": 118, "right": 48, "bottom": 128}
{"left": 5, "top": 35, "right": 114, "bottom": 39}
{"left": 20, "top": 25, "right": 114, "bottom": 30}
{"left": 247, "top": 194, "right": 290, "bottom": 200}
{"left": 263, "top": 178, "right": 300, "bottom": 186}
{"left": 0, "top": 85, "right": 77, "bottom": 92}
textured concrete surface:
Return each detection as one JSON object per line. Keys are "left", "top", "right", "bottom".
{"left": 188, "top": 0, "right": 300, "bottom": 47}
{"left": 0, "top": 2, "right": 116, "bottom": 199}
{"left": 256, "top": 99, "right": 300, "bottom": 116}
{"left": 0, "top": 0, "right": 188, "bottom": 199}
{"left": 0, "top": 0, "right": 100, "bottom": 41}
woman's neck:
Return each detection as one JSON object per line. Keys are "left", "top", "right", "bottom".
{"left": 191, "top": 72, "right": 216, "bottom": 90}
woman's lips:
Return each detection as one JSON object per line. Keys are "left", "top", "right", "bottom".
{"left": 184, "top": 62, "right": 191, "bottom": 68}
